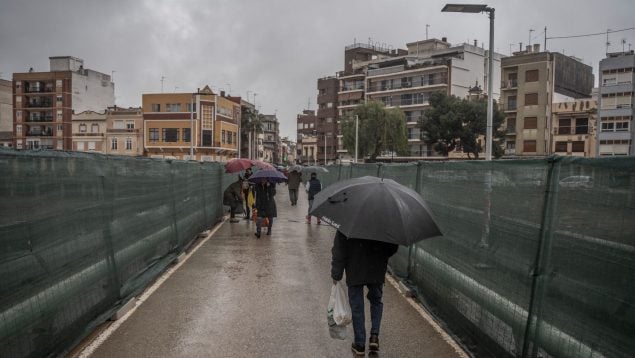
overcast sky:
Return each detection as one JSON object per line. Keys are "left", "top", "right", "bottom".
{"left": 1, "top": 0, "right": 633, "bottom": 140}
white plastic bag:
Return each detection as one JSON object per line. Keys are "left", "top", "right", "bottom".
{"left": 327, "top": 281, "right": 352, "bottom": 340}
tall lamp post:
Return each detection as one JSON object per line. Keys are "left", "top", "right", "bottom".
{"left": 442, "top": 3, "right": 495, "bottom": 161}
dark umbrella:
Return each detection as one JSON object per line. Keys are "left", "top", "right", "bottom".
{"left": 309, "top": 176, "right": 442, "bottom": 245}
{"left": 224, "top": 158, "right": 253, "bottom": 173}
{"left": 247, "top": 169, "right": 288, "bottom": 183}
{"left": 300, "top": 166, "right": 329, "bottom": 175}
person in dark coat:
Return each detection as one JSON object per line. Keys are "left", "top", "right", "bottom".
{"left": 254, "top": 178, "right": 277, "bottom": 238}
{"left": 305, "top": 172, "right": 322, "bottom": 224}
{"left": 223, "top": 176, "right": 243, "bottom": 223}
{"left": 331, "top": 231, "right": 399, "bottom": 356}
{"left": 287, "top": 169, "right": 302, "bottom": 205}
{"left": 242, "top": 168, "right": 254, "bottom": 219}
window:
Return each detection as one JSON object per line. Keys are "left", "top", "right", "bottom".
{"left": 555, "top": 141, "right": 567, "bottom": 152}
{"left": 228, "top": 131, "right": 233, "bottom": 144}
{"left": 558, "top": 118, "right": 571, "bottom": 134}
{"left": 79, "top": 124, "right": 87, "bottom": 133}
{"left": 166, "top": 103, "right": 181, "bottom": 112}
{"left": 151, "top": 104, "right": 161, "bottom": 112}
{"left": 77, "top": 142, "right": 85, "bottom": 151}
{"left": 507, "top": 96, "right": 517, "bottom": 110}
{"left": 222, "top": 130, "right": 226, "bottom": 144}
{"left": 202, "top": 130, "right": 212, "bottom": 146}
{"left": 524, "top": 117, "right": 537, "bottom": 129}
{"left": 16, "top": 124, "right": 22, "bottom": 134}
{"left": 525, "top": 93, "right": 538, "bottom": 106}
{"left": 523, "top": 140, "right": 537, "bottom": 152}
{"left": 575, "top": 118, "right": 588, "bottom": 134}
{"left": 149, "top": 128, "right": 159, "bottom": 142}
{"left": 183, "top": 128, "right": 191, "bottom": 142}
{"left": 616, "top": 121, "right": 630, "bottom": 131}
{"left": 162, "top": 128, "right": 179, "bottom": 142}
{"left": 91, "top": 123, "right": 99, "bottom": 133}
{"left": 508, "top": 73, "right": 518, "bottom": 87}
{"left": 56, "top": 95, "right": 63, "bottom": 104}
{"left": 111, "top": 138, "right": 118, "bottom": 150}
{"left": 16, "top": 110, "right": 21, "bottom": 119}
{"left": 186, "top": 103, "right": 196, "bottom": 112}
{"left": 114, "top": 120, "right": 125, "bottom": 129}
{"left": 506, "top": 141, "right": 515, "bottom": 150}
{"left": 571, "top": 141, "right": 585, "bottom": 152}
{"left": 525, "top": 70, "right": 539, "bottom": 82}
{"left": 126, "top": 137, "right": 132, "bottom": 150}
{"left": 56, "top": 80, "right": 62, "bottom": 88}
{"left": 57, "top": 110, "right": 63, "bottom": 121}
{"left": 57, "top": 124, "right": 63, "bottom": 131}
{"left": 88, "top": 141, "right": 95, "bottom": 151}
{"left": 601, "top": 122, "right": 615, "bottom": 132}
{"left": 126, "top": 122, "right": 135, "bottom": 129}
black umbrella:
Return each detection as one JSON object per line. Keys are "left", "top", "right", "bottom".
{"left": 309, "top": 176, "right": 442, "bottom": 245}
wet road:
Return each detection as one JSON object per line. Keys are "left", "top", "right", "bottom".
{"left": 88, "top": 184, "right": 463, "bottom": 357}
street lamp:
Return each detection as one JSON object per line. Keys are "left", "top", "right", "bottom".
{"left": 442, "top": 3, "right": 495, "bottom": 161}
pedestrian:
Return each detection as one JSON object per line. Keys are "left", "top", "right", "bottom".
{"left": 223, "top": 175, "right": 244, "bottom": 223}
{"left": 306, "top": 172, "right": 322, "bottom": 224}
{"left": 254, "top": 177, "right": 277, "bottom": 238}
{"left": 242, "top": 167, "right": 254, "bottom": 219}
{"left": 287, "top": 169, "right": 302, "bottom": 206}
{"left": 330, "top": 230, "right": 399, "bottom": 356}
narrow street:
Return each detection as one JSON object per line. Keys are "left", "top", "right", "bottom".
{"left": 86, "top": 183, "right": 463, "bottom": 358}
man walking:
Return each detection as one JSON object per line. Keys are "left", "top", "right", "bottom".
{"left": 330, "top": 231, "right": 399, "bottom": 356}
{"left": 254, "top": 178, "right": 276, "bottom": 238}
{"left": 287, "top": 169, "right": 302, "bottom": 205}
{"left": 305, "top": 172, "right": 321, "bottom": 224}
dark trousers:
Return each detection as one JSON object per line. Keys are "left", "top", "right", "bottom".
{"left": 230, "top": 205, "right": 237, "bottom": 219}
{"left": 289, "top": 188, "right": 298, "bottom": 204}
{"left": 243, "top": 189, "right": 251, "bottom": 217}
{"left": 256, "top": 215, "right": 273, "bottom": 234}
{"left": 348, "top": 283, "right": 384, "bottom": 345}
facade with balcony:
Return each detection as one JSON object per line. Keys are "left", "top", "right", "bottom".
{"left": 0, "top": 79, "right": 12, "bottom": 147}
{"left": 551, "top": 100, "right": 597, "bottom": 157}
{"left": 142, "top": 86, "right": 240, "bottom": 162}
{"left": 500, "top": 46, "right": 594, "bottom": 157}
{"left": 260, "top": 114, "right": 280, "bottom": 163}
{"left": 12, "top": 56, "right": 114, "bottom": 150}
{"left": 598, "top": 51, "right": 634, "bottom": 156}
{"left": 105, "top": 107, "right": 144, "bottom": 156}
{"left": 72, "top": 110, "right": 106, "bottom": 152}
{"left": 296, "top": 109, "right": 317, "bottom": 165}
{"left": 316, "top": 77, "right": 338, "bottom": 165}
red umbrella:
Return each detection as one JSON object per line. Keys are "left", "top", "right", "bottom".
{"left": 252, "top": 160, "right": 275, "bottom": 170}
{"left": 224, "top": 158, "right": 254, "bottom": 173}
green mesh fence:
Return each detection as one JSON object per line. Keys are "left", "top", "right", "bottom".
{"left": 325, "top": 157, "right": 634, "bottom": 358}
{"left": 0, "top": 149, "right": 227, "bottom": 358}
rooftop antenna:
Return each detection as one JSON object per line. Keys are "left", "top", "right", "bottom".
{"left": 426, "top": 24, "right": 430, "bottom": 40}
{"left": 160, "top": 76, "right": 166, "bottom": 93}
{"left": 509, "top": 43, "right": 514, "bottom": 56}
{"left": 529, "top": 29, "right": 534, "bottom": 46}
{"left": 606, "top": 29, "right": 611, "bottom": 55}
{"left": 225, "top": 83, "right": 232, "bottom": 95}
{"left": 622, "top": 38, "right": 627, "bottom": 53}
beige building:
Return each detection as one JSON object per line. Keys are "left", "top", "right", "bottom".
{"left": 105, "top": 107, "right": 143, "bottom": 156}
{"left": 551, "top": 100, "right": 597, "bottom": 157}
{"left": 72, "top": 110, "right": 106, "bottom": 152}
{"left": 0, "top": 79, "right": 12, "bottom": 147}
{"left": 142, "top": 86, "right": 240, "bottom": 161}
{"left": 500, "top": 46, "right": 594, "bottom": 157}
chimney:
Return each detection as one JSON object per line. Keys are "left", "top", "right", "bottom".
{"left": 526, "top": 45, "right": 532, "bottom": 53}
{"left": 533, "top": 44, "right": 540, "bottom": 52}
{"left": 220, "top": 90, "right": 226, "bottom": 97}
{"left": 473, "top": 39, "right": 478, "bottom": 46}
{"left": 442, "top": 37, "right": 447, "bottom": 43}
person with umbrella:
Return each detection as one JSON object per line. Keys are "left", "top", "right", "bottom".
{"left": 287, "top": 168, "right": 302, "bottom": 206}
{"left": 242, "top": 167, "right": 254, "bottom": 219}
{"left": 253, "top": 177, "right": 276, "bottom": 238}
{"left": 310, "top": 176, "right": 442, "bottom": 356}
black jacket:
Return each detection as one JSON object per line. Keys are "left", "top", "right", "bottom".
{"left": 331, "top": 231, "right": 399, "bottom": 286}
{"left": 254, "top": 183, "right": 277, "bottom": 218}
{"left": 307, "top": 178, "right": 321, "bottom": 200}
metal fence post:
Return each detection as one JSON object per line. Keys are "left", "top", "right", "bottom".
{"left": 521, "top": 156, "right": 562, "bottom": 358}
{"left": 408, "top": 162, "right": 424, "bottom": 279}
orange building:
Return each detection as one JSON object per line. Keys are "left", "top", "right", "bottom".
{"left": 142, "top": 86, "right": 240, "bottom": 161}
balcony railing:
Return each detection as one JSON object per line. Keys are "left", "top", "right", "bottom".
{"left": 27, "top": 116, "right": 54, "bottom": 122}
{"left": 506, "top": 103, "right": 517, "bottom": 111}
{"left": 367, "top": 78, "right": 448, "bottom": 93}
{"left": 27, "top": 101, "right": 53, "bottom": 108}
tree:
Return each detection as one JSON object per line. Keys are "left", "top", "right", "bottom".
{"left": 341, "top": 101, "right": 408, "bottom": 162}
{"left": 420, "top": 92, "right": 505, "bottom": 159}
{"left": 241, "top": 106, "right": 262, "bottom": 158}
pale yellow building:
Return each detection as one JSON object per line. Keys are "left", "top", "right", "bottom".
{"left": 72, "top": 110, "right": 106, "bottom": 152}
{"left": 105, "top": 107, "right": 143, "bottom": 156}
{"left": 551, "top": 100, "right": 597, "bottom": 157}
{"left": 142, "top": 86, "right": 240, "bottom": 161}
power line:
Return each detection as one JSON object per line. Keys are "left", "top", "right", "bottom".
{"left": 547, "top": 26, "right": 635, "bottom": 40}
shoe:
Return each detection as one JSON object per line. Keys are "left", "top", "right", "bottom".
{"left": 369, "top": 335, "right": 379, "bottom": 352}
{"left": 229, "top": 218, "right": 239, "bottom": 223}
{"left": 351, "top": 343, "right": 365, "bottom": 356}
{"left": 254, "top": 232, "right": 261, "bottom": 239}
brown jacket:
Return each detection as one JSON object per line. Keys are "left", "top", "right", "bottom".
{"left": 287, "top": 171, "right": 302, "bottom": 190}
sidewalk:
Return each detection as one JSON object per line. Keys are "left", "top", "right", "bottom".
{"left": 83, "top": 183, "right": 465, "bottom": 358}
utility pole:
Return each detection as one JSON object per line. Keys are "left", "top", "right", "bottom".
{"left": 544, "top": 26, "right": 547, "bottom": 51}
{"left": 355, "top": 115, "right": 359, "bottom": 163}
{"left": 253, "top": 93, "right": 257, "bottom": 159}
{"left": 426, "top": 24, "right": 430, "bottom": 40}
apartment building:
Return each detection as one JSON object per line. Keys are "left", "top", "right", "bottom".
{"left": 12, "top": 56, "right": 114, "bottom": 150}
{"left": 105, "top": 107, "right": 143, "bottom": 156}
{"left": 0, "top": 79, "right": 12, "bottom": 147}
{"left": 72, "top": 110, "right": 106, "bottom": 152}
{"left": 260, "top": 114, "right": 280, "bottom": 163}
{"left": 500, "top": 45, "right": 594, "bottom": 157}
{"left": 142, "top": 86, "right": 240, "bottom": 161}
{"left": 552, "top": 100, "right": 597, "bottom": 157}
{"left": 597, "top": 51, "right": 635, "bottom": 156}
{"left": 317, "top": 77, "right": 338, "bottom": 164}
{"left": 296, "top": 109, "right": 317, "bottom": 164}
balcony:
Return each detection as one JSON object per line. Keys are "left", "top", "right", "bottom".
{"left": 26, "top": 116, "right": 54, "bottom": 123}
{"left": 27, "top": 100, "right": 53, "bottom": 108}
{"left": 505, "top": 103, "right": 517, "bottom": 112}
{"left": 366, "top": 78, "right": 448, "bottom": 94}
{"left": 25, "top": 87, "right": 55, "bottom": 94}
{"left": 501, "top": 79, "right": 518, "bottom": 90}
